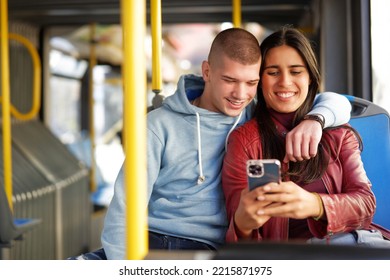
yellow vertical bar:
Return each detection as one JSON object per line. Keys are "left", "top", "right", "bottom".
{"left": 232, "top": 0, "right": 242, "bottom": 28}
{"left": 151, "top": 0, "right": 162, "bottom": 93}
{"left": 121, "top": 0, "right": 148, "bottom": 260}
{"left": 89, "top": 23, "right": 97, "bottom": 192}
{"left": 0, "top": 0, "right": 13, "bottom": 211}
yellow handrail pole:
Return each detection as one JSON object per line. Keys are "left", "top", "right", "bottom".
{"left": 0, "top": 0, "right": 13, "bottom": 210}
{"left": 88, "top": 23, "right": 97, "bottom": 192}
{"left": 232, "top": 0, "right": 242, "bottom": 28}
{"left": 5, "top": 33, "right": 41, "bottom": 121}
{"left": 151, "top": 0, "right": 162, "bottom": 93}
{"left": 121, "top": 0, "right": 148, "bottom": 259}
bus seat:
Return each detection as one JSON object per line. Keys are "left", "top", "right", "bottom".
{"left": 0, "top": 186, "right": 41, "bottom": 259}
{"left": 344, "top": 95, "right": 390, "bottom": 230}
{"left": 147, "top": 93, "right": 165, "bottom": 112}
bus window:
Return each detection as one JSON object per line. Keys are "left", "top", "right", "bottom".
{"left": 371, "top": 0, "right": 390, "bottom": 114}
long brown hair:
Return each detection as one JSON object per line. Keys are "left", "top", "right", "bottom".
{"left": 254, "top": 27, "right": 326, "bottom": 183}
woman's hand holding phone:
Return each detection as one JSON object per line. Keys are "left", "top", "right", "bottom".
{"left": 254, "top": 181, "right": 322, "bottom": 220}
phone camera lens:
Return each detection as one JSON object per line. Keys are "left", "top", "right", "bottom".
{"left": 249, "top": 164, "right": 262, "bottom": 175}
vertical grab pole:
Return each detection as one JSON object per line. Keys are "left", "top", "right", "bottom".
{"left": 121, "top": 0, "right": 148, "bottom": 259}
{"left": 151, "top": 0, "right": 162, "bottom": 93}
{"left": 89, "top": 22, "right": 97, "bottom": 193}
{"left": 0, "top": 0, "right": 13, "bottom": 211}
{"left": 232, "top": 0, "right": 242, "bottom": 28}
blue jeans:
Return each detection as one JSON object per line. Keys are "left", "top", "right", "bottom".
{"left": 67, "top": 248, "right": 107, "bottom": 260}
{"left": 149, "top": 231, "right": 216, "bottom": 250}
{"left": 67, "top": 232, "right": 216, "bottom": 259}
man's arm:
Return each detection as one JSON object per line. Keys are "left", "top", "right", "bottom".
{"left": 284, "top": 92, "right": 351, "bottom": 162}
{"left": 101, "top": 165, "right": 126, "bottom": 259}
{"left": 309, "top": 91, "right": 351, "bottom": 128}
{"left": 101, "top": 123, "right": 163, "bottom": 259}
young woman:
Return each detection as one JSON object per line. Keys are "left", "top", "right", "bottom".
{"left": 222, "top": 27, "right": 390, "bottom": 246}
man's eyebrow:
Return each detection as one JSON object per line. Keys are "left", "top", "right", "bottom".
{"left": 221, "top": 75, "right": 235, "bottom": 80}
{"left": 221, "top": 75, "right": 259, "bottom": 82}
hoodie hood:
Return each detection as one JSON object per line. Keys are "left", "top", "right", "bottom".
{"left": 163, "top": 74, "right": 205, "bottom": 115}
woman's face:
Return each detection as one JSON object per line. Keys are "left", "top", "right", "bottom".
{"left": 261, "top": 45, "right": 310, "bottom": 113}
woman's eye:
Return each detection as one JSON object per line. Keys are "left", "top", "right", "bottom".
{"left": 291, "top": 71, "right": 301, "bottom": 75}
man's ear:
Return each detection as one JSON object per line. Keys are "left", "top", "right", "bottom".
{"left": 201, "top": 60, "right": 210, "bottom": 81}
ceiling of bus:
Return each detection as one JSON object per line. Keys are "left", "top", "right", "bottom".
{"left": 8, "top": 0, "right": 315, "bottom": 28}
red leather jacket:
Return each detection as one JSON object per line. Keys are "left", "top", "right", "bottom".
{"left": 222, "top": 117, "right": 390, "bottom": 242}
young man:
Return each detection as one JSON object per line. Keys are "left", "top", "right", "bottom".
{"left": 101, "top": 28, "right": 351, "bottom": 259}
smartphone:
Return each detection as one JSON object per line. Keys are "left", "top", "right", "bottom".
{"left": 247, "top": 159, "right": 281, "bottom": 191}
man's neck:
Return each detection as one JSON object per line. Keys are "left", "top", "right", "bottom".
{"left": 191, "top": 97, "right": 201, "bottom": 107}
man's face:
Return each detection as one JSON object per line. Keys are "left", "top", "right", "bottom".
{"left": 201, "top": 54, "right": 261, "bottom": 117}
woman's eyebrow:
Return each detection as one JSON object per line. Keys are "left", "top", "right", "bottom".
{"left": 263, "top": 65, "right": 279, "bottom": 70}
{"left": 289, "top": 64, "right": 306, "bottom": 68}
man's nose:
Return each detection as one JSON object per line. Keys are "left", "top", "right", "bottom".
{"left": 233, "top": 83, "right": 248, "bottom": 99}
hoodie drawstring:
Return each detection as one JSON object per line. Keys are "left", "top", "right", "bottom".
{"left": 195, "top": 112, "right": 205, "bottom": 184}
{"left": 195, "top": 111, "right": 243, "bottom": 185}
{"left": 225, "top": 111, "right": 243, "bottom": 151}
